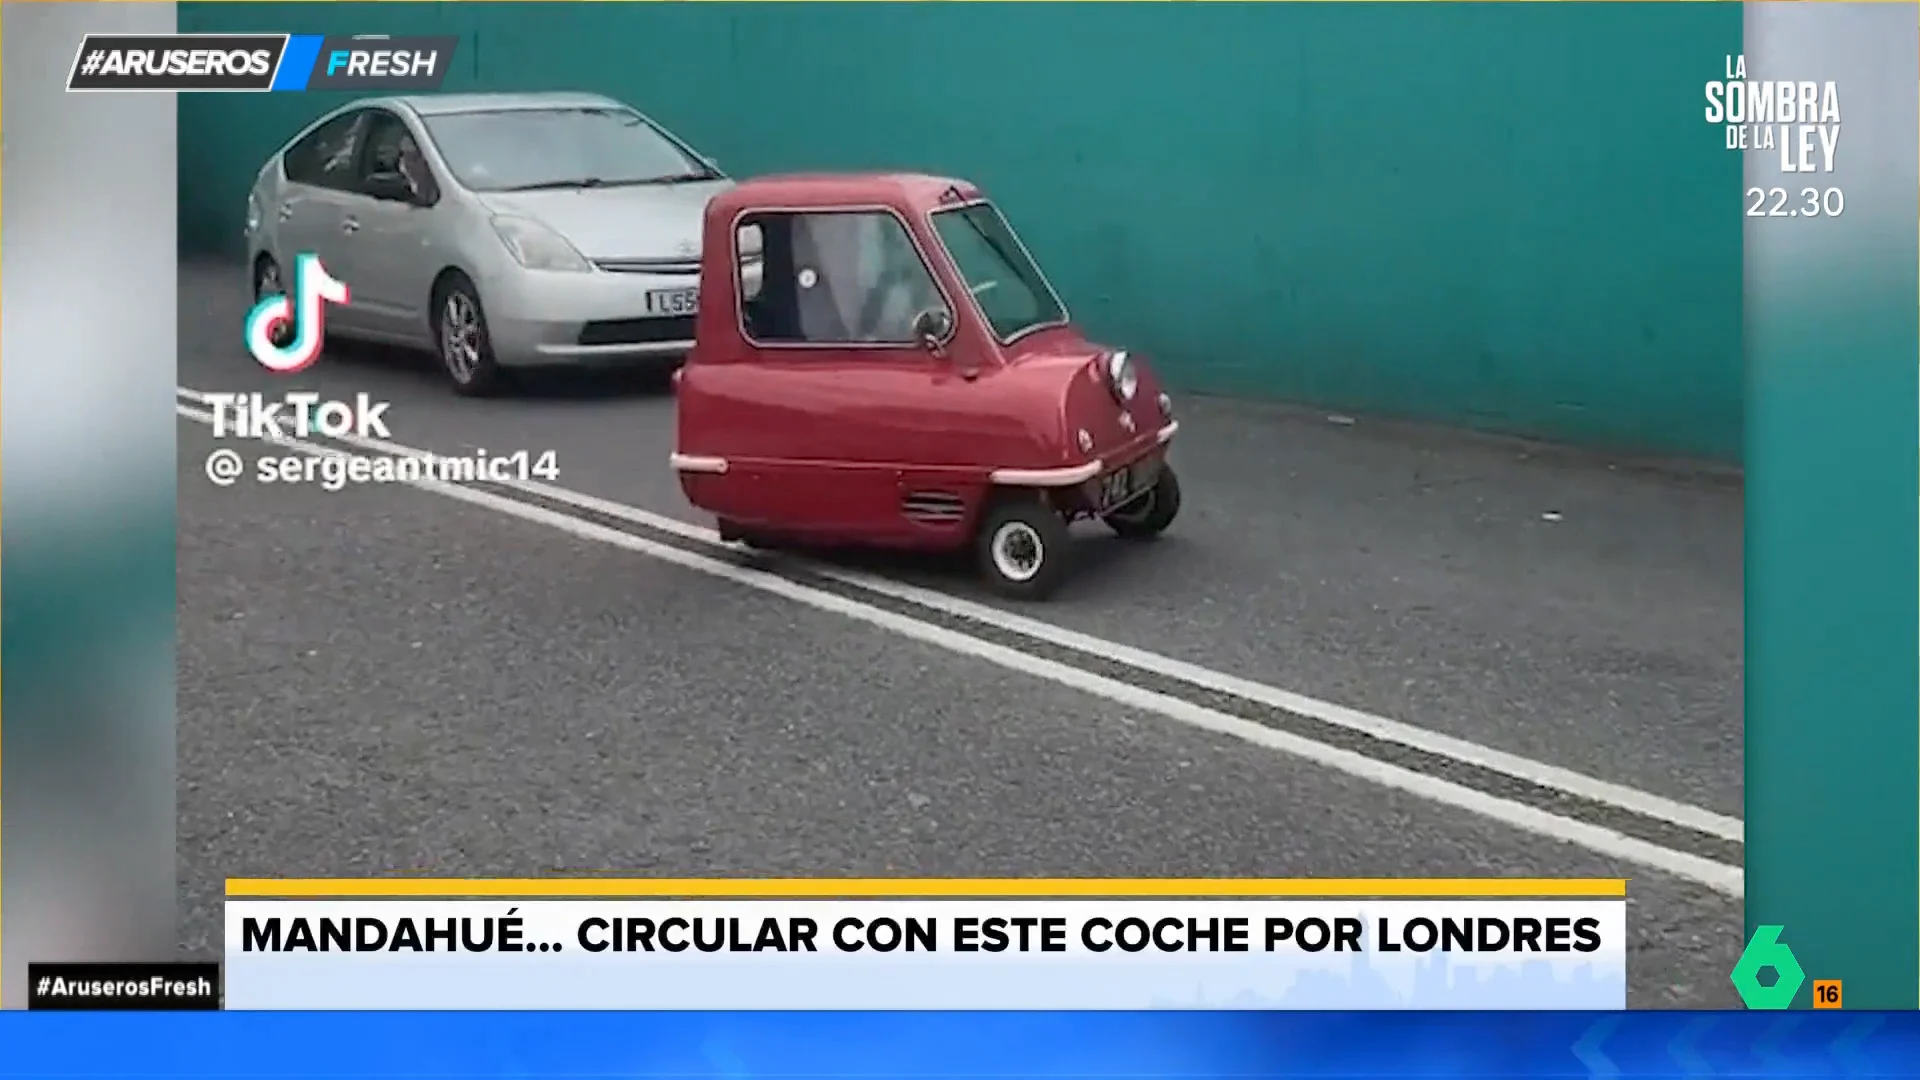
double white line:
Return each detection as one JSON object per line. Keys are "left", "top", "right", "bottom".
{"left": 178, "top": 386, "right": 1745, "bottom": 898}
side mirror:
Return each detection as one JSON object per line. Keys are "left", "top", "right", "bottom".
{"left": 910, "top": 307, "right": 954, "bottom": 351}
{"left": 365, "top": 170, "right": 419, "bottom": 204}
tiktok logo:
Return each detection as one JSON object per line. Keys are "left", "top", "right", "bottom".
{"left": 244, "top": 253, "right": 351, "bottom": 374}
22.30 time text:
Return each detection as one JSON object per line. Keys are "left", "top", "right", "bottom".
{"left": 1745, "top": 186, "right": 1844, "bottom": 218}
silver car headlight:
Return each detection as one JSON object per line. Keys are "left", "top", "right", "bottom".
{"left": 246, "top": 192, "right": 261, "bottom": 235}
{"left": 491, "top": 215, "right": 591, "bottom": 273}
{"left": 1105, "top": 350, "right": 1139, "bottom": 404}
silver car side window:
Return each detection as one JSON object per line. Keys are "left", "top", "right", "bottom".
{"left": 285, "top": 111, "right": 369, "bottom": 192}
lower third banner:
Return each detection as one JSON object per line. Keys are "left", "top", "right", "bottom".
{"left": 222, "top": 879, "right": 1627, "bottom": 1009}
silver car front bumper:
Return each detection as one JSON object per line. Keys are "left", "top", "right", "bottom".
{"left": 478, "top": 267, "right": 692, "bottom": 367}
{"left": 477, "top": 261, "right": 762, "bottom": 368}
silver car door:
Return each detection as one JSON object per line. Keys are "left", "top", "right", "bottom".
{"left": 337, "top": 110, "right": 442, "bottom": 343}
{"left": 277, "top": 110, "right": 371, "bottom": 333}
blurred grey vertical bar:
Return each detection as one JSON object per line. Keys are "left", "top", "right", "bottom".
{"left": 1743, "top": 2, "right": 1920, "bottom": 1008}
{"left": 2, "top": 2, "right": 180, "bottom": 1005}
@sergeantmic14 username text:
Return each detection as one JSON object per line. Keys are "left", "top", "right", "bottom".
{"left": 203, "top": 446, "right": 563, "bottom": 492}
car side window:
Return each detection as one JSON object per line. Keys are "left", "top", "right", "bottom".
{"left": 282, "top": 110, "right": 370, "bottom": 191}
{"left": 357, "top": 110, "right": 438, "bottom": 202}
{"left": 736, "top": 223, "right": 764, "bottom": 301}
{"left": 737, "top": 210, "right": 949, "bottom": 347}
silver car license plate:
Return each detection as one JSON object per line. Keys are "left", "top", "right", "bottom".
{"left": 645, "top": 288, "right": 698, "bottom": 316}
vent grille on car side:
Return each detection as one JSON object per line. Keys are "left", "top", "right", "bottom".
{"left": 577, "top": 316, "right": 697, "bottom": 347}
{"left": 902, "top": 491, "right": 967, "bottom": 526}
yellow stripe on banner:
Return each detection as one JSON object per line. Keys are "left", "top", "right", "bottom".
{"left": 227, "top": 877, "right": 1627, "bottom": 899}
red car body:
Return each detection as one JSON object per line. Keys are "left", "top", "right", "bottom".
{"left": 672, "top": 173, "right": 1181, "bottom": 598}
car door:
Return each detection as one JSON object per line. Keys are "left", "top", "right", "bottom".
{"left": 720, "top": 207, "right": 964, "bottom": 534}
{"left": 337, "top": 109, "right": 445, "bottom": 345}
{"left": 275, "top": 109, "right": 372, "bottom": 334}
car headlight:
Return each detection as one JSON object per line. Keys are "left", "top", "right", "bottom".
{"left": 246, "top": 192, "right": 261, "bottom": 234}
{"left": 491, "top": 215, "right": 591, "bottom": 273}
{"left": 1105, "top": 350, "right": 1139, "bottom": 404}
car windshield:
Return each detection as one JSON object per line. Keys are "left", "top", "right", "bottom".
{"left": 930, "top": 202, "right": 1065, "bottom": 342}
{"left": 419, "top": 106, "right": 718, "bottom": 193}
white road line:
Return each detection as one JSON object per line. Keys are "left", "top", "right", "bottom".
{"left": 178, "top": 396, "right": 1744, "bottom": 897}
{"left": 179, "top": 385, "right": 1744, "bottom": 845}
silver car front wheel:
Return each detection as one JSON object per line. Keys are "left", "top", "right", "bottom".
{"left": 253, "top": 257, "right": 294, "bottom": 348}
{"left": 432, "top": 273, "right": 503, "bottom": 397}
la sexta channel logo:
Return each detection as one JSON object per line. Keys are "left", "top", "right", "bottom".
{"left": 245, "top": 253, "right": 350, "bottom": 373}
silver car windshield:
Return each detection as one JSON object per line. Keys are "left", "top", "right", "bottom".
{"left": 420, "top": 107, "right": 718, "bottom": 193}
{"left": 930, "top": 202, "right": 1066, "bottom": 343}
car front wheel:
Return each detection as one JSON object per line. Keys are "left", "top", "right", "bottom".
{"left": 977, "top": 496, "right": 1072, "bottom": 600}
{"left": 252, "top": 256, "right": 294, "bottom": 348}
{"left": 433, "top": 273, "right": 504, "bottom": 397}
{"left": 1104, "top": 462, "right": 1182, "bottom": 540}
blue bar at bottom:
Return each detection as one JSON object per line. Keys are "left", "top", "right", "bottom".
{"left": 1, "top": 1012, "right": 1913, "bottom": 1077}
{"left": 270, "top": 35, "right": 324, "bottom": 92}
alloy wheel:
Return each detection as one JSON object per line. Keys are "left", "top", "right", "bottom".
{"left": 440, "top": 293, "right": 482, "bottom": 383}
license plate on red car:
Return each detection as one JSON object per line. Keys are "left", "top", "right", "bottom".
{"left": 1098, "top": 455, "right": 1161, "bottom": 508}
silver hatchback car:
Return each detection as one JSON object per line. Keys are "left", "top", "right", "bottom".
{"left": 245, "top": 91, "right": 752, "bottom": 395}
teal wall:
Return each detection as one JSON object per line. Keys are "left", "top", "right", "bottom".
{"left": 180, "top": 2, "right": 1743, "bottom": 460}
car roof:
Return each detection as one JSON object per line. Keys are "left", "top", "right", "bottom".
{"left": 714, "top": 173, "right": 984, "bottom": 213}
{"left": 358, "top": 91, "right": 631, "bottom": 118}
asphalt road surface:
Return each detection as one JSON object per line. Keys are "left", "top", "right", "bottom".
{"left": 177, "top": 262, "right": 1745, "bottom": 1006}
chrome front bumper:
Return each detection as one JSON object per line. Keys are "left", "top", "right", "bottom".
{"left": 480, "top": 260, "right": 762, "bottom": 368}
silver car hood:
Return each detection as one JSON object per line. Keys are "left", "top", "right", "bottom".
{"left": 478, "top": 178, "right": 734, "bottom": 261}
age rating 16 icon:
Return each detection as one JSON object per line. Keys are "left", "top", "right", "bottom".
{"left": 1730, "top": 925, "right": 1841, "bottom": 1009}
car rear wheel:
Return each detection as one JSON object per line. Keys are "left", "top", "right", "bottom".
{"left": 252, "top": 255, "right": 294, "bottom": 348}
{"left": 977, "top": 496, "right": 1072, "bottom": 600}
{"left": 1104, "top": 462, "right": 1182, "bottom": 540}
{"left": 433, "top": 273, "right": 504, "bottom": 397}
